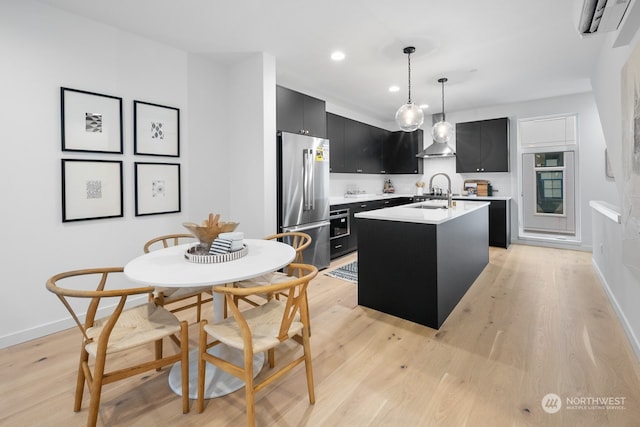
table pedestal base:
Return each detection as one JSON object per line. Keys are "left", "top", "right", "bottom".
{"left": 168, "top": 345, "right": 264, "bottom": 399}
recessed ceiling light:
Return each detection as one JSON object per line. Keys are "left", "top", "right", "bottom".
{"left": 331, "top": 51, "right": 345, "bottom": 61}
{"left": 419, "top": 104, "right": 429, "bottom": 109}
{"left": 389, "top": 85, "right": 400, "bottom": 93}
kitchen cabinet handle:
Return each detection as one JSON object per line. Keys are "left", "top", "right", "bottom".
{"left": 356, "top": 169, "right": 363, "bottom": 173}
{"left": 334, "top": 244, "right": 343, "bottom": 249}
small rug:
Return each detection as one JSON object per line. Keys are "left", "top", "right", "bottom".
{"left": 325, "top": 261, "right": 357, "bottom": 283}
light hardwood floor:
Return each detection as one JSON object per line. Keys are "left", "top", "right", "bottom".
{"left": 2, "top": 244, "right": 640, "bottom": 426}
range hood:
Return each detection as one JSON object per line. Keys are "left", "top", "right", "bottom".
{"left": 416, "top": 113, "right": 456, "bottom": 158}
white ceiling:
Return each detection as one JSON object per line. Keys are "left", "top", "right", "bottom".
{"left": 39, "top": 0, "right": 607, "bottom": 123}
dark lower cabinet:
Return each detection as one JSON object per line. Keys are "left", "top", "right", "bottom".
{"left": 330, "top": 235, "right": 350, "bottom": 259}
{"left": 453, "top": 198, "right": 511, "bottom": 248}
{"left": 488, "top": 200, "right": 510, "bottom": 248}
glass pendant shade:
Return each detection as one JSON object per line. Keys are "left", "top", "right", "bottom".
{"left": 432, "top": 120, "right": 453, "bottom": 143}
{"left": 431, "top": 77, "right": 453, "bottom": 143}
{"left": 395, "top": 103, "right": 424, "bottom": 132}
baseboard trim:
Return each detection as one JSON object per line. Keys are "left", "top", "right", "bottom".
{"left": 592, "top": 259, "right": 640, "bottom": 362}
{"left": 0, "top": 295, "right": 148, "bottom": 349}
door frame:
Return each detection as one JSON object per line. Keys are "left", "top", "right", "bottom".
{"left": 516, "top": 113, "right": 581, "bottom": 244}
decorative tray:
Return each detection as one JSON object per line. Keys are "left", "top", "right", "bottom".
{"left": 184, "top": 244, "right": 248, "bottom": 264}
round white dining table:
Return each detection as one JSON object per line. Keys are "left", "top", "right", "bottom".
{"left": 124, "top": 238, "right": 296, "bottom": 399}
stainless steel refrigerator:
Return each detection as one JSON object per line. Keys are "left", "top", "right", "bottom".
{"left": 278, "top": 131, "right": 330, "bottom": 270}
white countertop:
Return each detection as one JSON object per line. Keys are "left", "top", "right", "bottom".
{"left": 354, "top": 200, "right": 490, "bottom": 225}
{"left": 330, "top": 193, "right": 511, "bottom": 206}
{"left": 330, "top": 193, "right": 413, "bottom": 205}
{"left": 454, "top": 195, "right": 512, "bottom": 201}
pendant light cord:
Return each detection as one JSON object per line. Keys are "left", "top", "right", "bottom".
{"left": 440, "top": 79, "right": 446, "bottom": 121}
{"left": 407, "top": 51, "right": 412, "bottom": 104}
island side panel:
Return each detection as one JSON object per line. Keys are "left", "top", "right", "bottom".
{"left": 357, "top": 218, "right": 440, "bottom": 328}
{"left": 436, "top": 205, "right": 489, "bottom": 327}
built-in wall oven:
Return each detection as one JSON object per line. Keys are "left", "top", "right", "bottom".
{"left": 329, "top": 208, "right": 350, "bottom": 240}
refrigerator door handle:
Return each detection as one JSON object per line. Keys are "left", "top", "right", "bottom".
{"left": 302, "top": 149, "right": 314, "bottom": 211}
{"left": 283, "top": 221, "right": 330, "bottom": 233}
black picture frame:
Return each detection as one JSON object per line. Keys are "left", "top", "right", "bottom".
{"left": 134, "top": 162, "right": 181, "bottom": 216}
{"left": 61, "top": 159, "right": 124, "bottom": 222}
{"left": 61, "top": 87, "right": 123, "bottom": 154}
{"left": 133, "top": 100, "right": 180, "bottom": 157}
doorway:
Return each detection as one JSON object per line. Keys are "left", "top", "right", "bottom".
{"left": 517, "top": 114, "right": 579, "bottom": 242}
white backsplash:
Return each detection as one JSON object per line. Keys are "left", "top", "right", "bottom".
{"left": 330, "top": 165, "right": 513, "bottom": 197}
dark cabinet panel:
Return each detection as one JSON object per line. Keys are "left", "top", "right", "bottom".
{"left": 455, "top": 121, "right": 482, "bottom": 172}
{"left": 456, "top": 117, "right": 509, "bottom": 173}
{"left": 488, "top": 199, "right": 510, "bottom": 248}
{"left": 276, "top": 86, "right": 326, "bottom": 138}
{"left": 327, "top": 113, "right": 346, "bottom": 172}
{"left": 383, "top": 130, "right": 424, "bottom": 174}
{"left": 343, "top": 117, "right": 385, "bottom": 174}
{"left": 302, "top": 94, "right": 327, "bottom": 138}
{"left": 481, "top": 118, "right": 509, "bottom": 172}
{"left": 330, "top": 235, "right": 350, "bottom": 259}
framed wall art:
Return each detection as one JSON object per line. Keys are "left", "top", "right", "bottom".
{"left": 61, "top": 87, "right": 123, "bottom": 154}
{"left": 61, "top": 159, "right": 123, "bottom": 222}
{"left": 134, "top": 162, "right": 181, "bottom": 216}
{"left": 134, "top": 101, "right": 180, "bottom": 157}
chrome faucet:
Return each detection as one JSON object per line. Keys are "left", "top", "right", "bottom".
{"left": 429, "top": 173, "right": 453, "bottom": 208}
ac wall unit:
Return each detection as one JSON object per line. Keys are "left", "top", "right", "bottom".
{"left": 578, "top": 0, "right": 631, "bottom": 35}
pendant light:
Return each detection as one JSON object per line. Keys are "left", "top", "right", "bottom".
{"left": 431, "top": 77, "right": 453, "bottom": 143}
{"left": 395, "top": 46, "right": 424, "bottom": 132}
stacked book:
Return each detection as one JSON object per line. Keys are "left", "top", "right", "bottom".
{"left": 209, "top": 232, "right": 244, "bottom": 255}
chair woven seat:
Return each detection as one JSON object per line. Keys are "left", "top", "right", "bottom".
{"left": 204, "top": 299, "right": 302, "bottom": 354}
{"left": 86, "top": 303, "right": 181, "bottom": 356}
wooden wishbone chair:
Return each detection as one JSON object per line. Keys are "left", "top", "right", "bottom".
{"left": 197, "top": 263, "right": 318, "bottom": 427}
{"left": 46, "top": 267, "right": 189, "bottom": 427}
{"left": 233, "top": 231, "right": 311, "bottom": 308}
{"left": 144, "top": 233, "right": 214, "bottom": 323}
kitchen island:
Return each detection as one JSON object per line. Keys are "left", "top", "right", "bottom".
{"left": 355, "top": 200, "right": 489, "bottom": 329}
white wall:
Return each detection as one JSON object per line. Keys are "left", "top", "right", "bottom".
{"left": 186, "top": 54, "right": 232, "bottom": 220}
{"left": 589, "top": 9, "right": 640, "bottom": 360}
{"left": 0, "top": 1, "right": 233, "bottom": 348}
{"left": 228, "top": 53, "right": 277, "bottom": 239}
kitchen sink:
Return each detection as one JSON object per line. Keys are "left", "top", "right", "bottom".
{"left": 412, "top": 204, "right": 448, "bottom": 210}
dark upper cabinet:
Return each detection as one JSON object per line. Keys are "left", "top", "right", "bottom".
{"left": 340, "top": 116, "right": 385, "bottom": 174}
{"left": 327, "top": 113, "right": 346, "bottom": 172}
{"left": 456, "top": 117, "right": 509, "bottom": 173}
{"left": 383, "top": 130, "right": 424, "bottom": 174}
{"left": 276, "top": 86, "right": 327, "bottom": 138}
{"left": 328, "top": 112, "right": 421, "bottom": 174}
